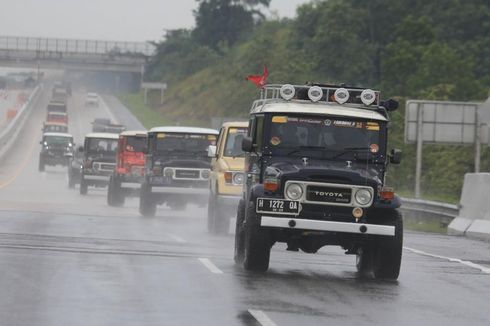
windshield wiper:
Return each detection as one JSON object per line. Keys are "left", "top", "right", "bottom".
{"left": 331, "top": 147, "right": 372, "bottom": 160}
{"left": 286, "top": 145, "right": 328, "bottom": 156}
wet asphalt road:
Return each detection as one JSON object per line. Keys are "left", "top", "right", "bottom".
{"left": 0, "top": 87, "right": 489, "bottom": 326}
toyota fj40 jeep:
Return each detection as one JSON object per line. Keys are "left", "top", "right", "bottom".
{"left": 38, "top": 132, "right": 74, "bottom": 171}
{"left": 207, "top": 121, "right": 248, "bottom": 234}
{"left": 78, "top": 133, "right": 119, "bottom": 195}
{"left": 234, "top": 84, "right": 403, "bottom": 279}
{"left": 139, "top": 127, "right": 219, "bottom": 217}
{"left": 107, "top": 131, "right": 147, "bottom": 207}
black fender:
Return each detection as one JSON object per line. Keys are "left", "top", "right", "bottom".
{"left": 372, "top": 194, "right": 402, "bottom": 209}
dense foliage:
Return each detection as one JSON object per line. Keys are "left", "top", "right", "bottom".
{"left": 141, "top": 0, "right": 490, "bottom": 201}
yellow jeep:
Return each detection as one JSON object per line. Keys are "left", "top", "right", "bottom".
{"left": 207, "top": 121, "right": 248, "bottom": 234}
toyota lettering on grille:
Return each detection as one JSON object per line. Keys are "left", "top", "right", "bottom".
{"left": 306, "top": 186, "right": 351, "bottom": 203}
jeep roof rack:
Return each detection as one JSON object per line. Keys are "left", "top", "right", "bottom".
{"left": 253, "top": 83, "right": 394, "bottom": 112}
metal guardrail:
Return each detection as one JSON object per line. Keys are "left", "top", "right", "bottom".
{"left": 0, "top": 85, "right": 42, "bottom": 160}
{"left": 0, "top": 36, "right": 155, "bottom": 56}
{"left": 400, "top": 197, "right": 459, "bottom": 227}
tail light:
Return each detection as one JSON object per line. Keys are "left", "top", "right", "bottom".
{"left": 84, "top": 160, "right": 92, "bottom": 169}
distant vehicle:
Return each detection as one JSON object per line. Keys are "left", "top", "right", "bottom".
{"left": 52, "top": 87, "right": 68, "bottom": 103}
{"left": 78, "top": 133, "right": 119, "bottom": 195}
{"left": 91, "top": 118, "right": 125, "bottom": 133}
{"left": 139, "top": 126, "right": 219, "bottom": 216}
{"left": 42, "top": 121, "right": 68, "bottom": 133}
{"left": 107, "top": 131, "right": 147, "bottom": 207}
{"left": 38, "top": 132, "right": 74, "bottom": 171}
{"left": 47, "top": 112, "right": 68, "bottom": 124}
{"left": 207, "top": 121, "right": 248, "bottom": 234}
{"left": 85, "top": 93, "right": 99, "bottom": 107}
{"left": 47, "top": 101, "right": 67, "bottom": 113}
{"left": 234, "top": 83, "right": 403, "bottom": 279}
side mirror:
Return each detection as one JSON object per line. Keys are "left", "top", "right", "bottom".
{"left": 78, "top": 146, "right": 84, "bottom": 153}
{"left": 381, "top": 99, "right": 399, "bottom": 112}
{"left": 242, "top": 137, "right": 253, "bottom": 153}
{"left": 208, "top": 145, "right": 217, "bottom": 158}
{"left": 390, "top": 149, "right": 402, "bottom": 164}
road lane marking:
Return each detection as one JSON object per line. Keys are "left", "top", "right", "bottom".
{"left": 404, "top": 247, "right": 490, "bottom": 274}
{"left": 198, "top": 258, "right": 223, "bottom": 274}
{"left": 248, "top": 310, "right": 278, "bottom": 326}
{"left": 99, "top": 96, "right": 119, "bottom": 123}
{"left": 0, "top": 131, "right": 38, "bottom": 189}
{"left": 167, "top": 234, "right": 187, "bottom": 243}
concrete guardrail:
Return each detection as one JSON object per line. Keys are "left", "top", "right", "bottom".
{"left": 0, "top": 84, "right": 42, "bottom": 160}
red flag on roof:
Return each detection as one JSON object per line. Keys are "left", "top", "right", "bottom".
{"left": 246, "top": 66, "right": 269, "bottom": 88}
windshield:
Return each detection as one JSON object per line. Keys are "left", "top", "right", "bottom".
{"left": 266, "top": 115, "right": 385, "bottom": 161}
{"left": 155, "top": 133, "right": 217, "bottom": 154}
{"left": 44, "top": 136, "right": 72, "bottom": 145}
{"left": 125, "top": 136, "right": 146, "bottom": 152}
{"left": 223, "top": 127, "right": 247, "bottom": 157}
{"left": 87, "top": 138, "right": 118, "bottom": 153}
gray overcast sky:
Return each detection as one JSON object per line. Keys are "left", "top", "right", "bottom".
{"left": 0, "top": 0, "right": 310, "bottom": 42}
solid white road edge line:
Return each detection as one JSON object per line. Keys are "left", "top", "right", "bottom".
{"left": 99, "top": 96, "right": 119, "bottom": 124}
{"left": 248, "top": 309, "right": 278, "bottom": 326}
{"left": 404, "top": 247, "right": 490, "bottom": 274}
{"left": 198, "top": 258, "right": 223, "bottom": 274}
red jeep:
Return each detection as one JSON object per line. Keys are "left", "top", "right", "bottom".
{"left": 107, "top": 131, "right": 147, "bottom": 207}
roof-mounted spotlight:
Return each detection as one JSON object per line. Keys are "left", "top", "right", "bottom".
{"left": 360, "top": 89, "right": 376, "bottom": 105}
{"left": 308, "top": 86, "right": 323, "bottom": 102}
{"left": 334, "top": 88, "right": 349, "bottom": 104}
{"left": 280, "top": 84, "right": 296, "bottom": 101}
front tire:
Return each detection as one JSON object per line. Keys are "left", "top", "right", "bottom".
{"left": 139, "top": 183, "right": 157, "bottom": 217}
{"left": 371, "top": 209, "right": 403, "bottom": 280}
{"left": 234, "top": 199, "right": 246, "bottom": 264}
{"left": 243, "top": 202, "right": 272, "bottom": 272}
{"left": 38, "top": 156, "right": 45, "bottom": 172}
{"left": 79, "top": 176, "right": 88, "bottom": 195}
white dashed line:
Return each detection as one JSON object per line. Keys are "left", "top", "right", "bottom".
{"left": 404, "top": 247, "right": 490, "bottom": 274}
{"left": 198, "top": 258, "right": 223, "bottom": 274}
{"left": 248, "top": 309, "right": 278, "bottom": 326}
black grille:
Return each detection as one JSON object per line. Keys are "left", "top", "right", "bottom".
{"left": 306, "top": 185, "right": 351, "bottom": 204}
{"left": 175, "top": 169, "right": 200, "bottom": 179}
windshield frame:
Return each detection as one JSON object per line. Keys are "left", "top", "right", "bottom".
{"left": 260, "top": 113, "right": 388, "bottom": 163}
{"left": 222, "top": 127, "right": 247, "bottom": 158}
{"left": 85, "top": 137, "right": 118, "bottom": 154}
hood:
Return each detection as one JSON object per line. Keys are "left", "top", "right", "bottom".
{"left": 155, "top": 158, "right": 211, "bottom": 169}
{"left": 221, "top": 157, "right": 245, "bottom": 171}
{"left": 265, "top": 158, "right": 383, "bottom": 188}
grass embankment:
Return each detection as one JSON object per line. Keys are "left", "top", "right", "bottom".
{"left": 118, "top": 91, "right": 209, "bottom": 129}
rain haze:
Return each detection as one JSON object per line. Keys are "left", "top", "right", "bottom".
{"left": 0, "top": 0, "right": 308, "bottom": 41}
{"left": 0, "top": 1, "right": 489, "bottom": 325}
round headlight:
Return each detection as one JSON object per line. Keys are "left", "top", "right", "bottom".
{"left": 355, "top": 188, "right": 372, "bottom": 205}
{"left": 285, "top": 183, "right": 303, "bottom": 200}
{"left": 232, "top": 172, "right": 244, "bottom": 185}
{"left": 308, "top": 86, "right": 323, "bottom": 102}
{"left": 334, "top": 88, "right": 350, "bottom": 104}
{"left": 201, "top": 169, "right": 210, "bottom": 179}
{"left": 164, "top": 168, "right": 174, "bottom": 177}
{"left": 280, "top": 84, "right": 296, "bottom": 101}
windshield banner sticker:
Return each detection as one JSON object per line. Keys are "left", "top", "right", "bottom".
{"left": 272, "top": 116, "right": 288, "bottom": 123}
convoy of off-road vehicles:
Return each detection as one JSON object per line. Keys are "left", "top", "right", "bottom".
{"left": 39, "top": 81, "right": 404, "bottom": 280}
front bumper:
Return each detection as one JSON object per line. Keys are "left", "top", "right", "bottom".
{"left": 84, "top": 175, "right": 110, "bottom": 182}
{"left": 151, "top": 186, "right": 209, "bottom": 195}
{"left": 260, "top": 216, "right": 395, "bottom": 236}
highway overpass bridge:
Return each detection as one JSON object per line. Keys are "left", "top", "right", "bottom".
{"left": 0, "top": 35, "right": 154, "bottom": 73}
